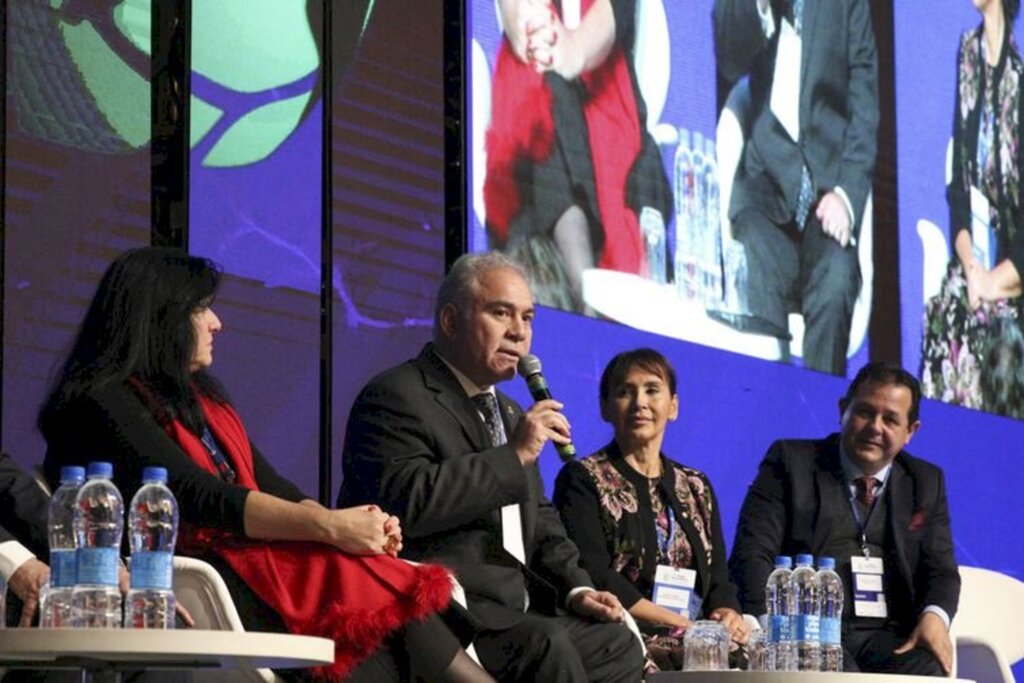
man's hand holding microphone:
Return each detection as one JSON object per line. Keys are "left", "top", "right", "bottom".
{"left": 511, "top": 355, "right": 577, "bottom": 466}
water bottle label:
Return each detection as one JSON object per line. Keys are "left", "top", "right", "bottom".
{"left": 821, "top": 616, "right": 841, "bottom": 645}
{"left": 769, "top": 614, "right": 791, "bottom": 643}
{"left": 794, "top": 614, "right": 820, "bottom": 641}
{"left": 130, "top": 551, "right": 173, "bottom": 590}
{"left": 77, "top": 547, "right": 119, "bottom": 586}
{"left": 50, "top": 549, "right": 77, "bottom": 588}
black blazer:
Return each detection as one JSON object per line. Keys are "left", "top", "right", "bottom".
{"left": 339, "top": 345, "right": 593, "bottom": 629}
{"left": 728, "top": 435, "right": 960, "bottom": 631}
{"left": 0, "top": 453, "right": 49, "bottom": 559}
{"left": 713, "top": 0, "right": 879, "bottom": 235}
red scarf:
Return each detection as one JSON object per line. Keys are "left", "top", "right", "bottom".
{"left": 484, "top": 0, "right": 646, "bottom": 274}
{"left": 170, "top": 395, "right": 452, "bottom": 680}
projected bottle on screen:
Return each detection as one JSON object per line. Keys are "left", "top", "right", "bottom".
{"left": 674, "top": 128, "right": 698, "bottom": 302}
{"left": 702, "top": 137, "right": 723, "bottom": 307}
{"left": 640, "top": 207, "right": 667, "bottom": 284}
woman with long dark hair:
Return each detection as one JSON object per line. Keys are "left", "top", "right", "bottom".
{"left": 39, "top": 247, "right": 491, "bottom": 683}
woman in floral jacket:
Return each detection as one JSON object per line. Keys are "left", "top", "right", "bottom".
{"left": 921, "top": 0, "right": 1024, "bottom": 417}
{"left": 553, "top": 348, "right": 744, "bottom": 671}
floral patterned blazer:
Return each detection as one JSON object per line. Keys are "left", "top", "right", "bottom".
{"left": 553, "top": 442, "right": 739, "bottom": 615}
{"left": 949, "top": 22, "right": 1024, "bottom": 281}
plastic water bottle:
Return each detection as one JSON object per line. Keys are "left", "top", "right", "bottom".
{"left": 791, "top": 553, "right": 822, "bottom": 671}
{"left": 818, "top": 556, "right": 844, "bottom": 672}
{"left": 124, "top": 467, "right": 179, "bottom": 628}
{"left": 46, "top": 465, "right": 86, "bottom": 627}
{"left": 674, "top": 128, "right": 698, "bottom": 302}
{"left": 764, "top": 555, "right": 795, "bottom": 671}
{"left": 703, "top": 137, "right": 723, "bottom": 306}
{"left": 72, "top": 461, "right": 124, "bottom": 628}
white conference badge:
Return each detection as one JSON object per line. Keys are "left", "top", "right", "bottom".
{"left": 851, "top": 555, "right": 888, "bottom": 618}
{"left": 653, "top": 565, "right": 702, "bottom": 620}
{"left": 770, "top": 19, "right": 802, "bottom": 143}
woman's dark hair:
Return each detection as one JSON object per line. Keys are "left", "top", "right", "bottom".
{"left": 39, "top": 247, "right": 224, "bottom": 436}
{"left": 598, "top": 348, "right": 678, "bottom": 404}
{"left": 1006, "top": 0, "right": 1020, "bottom": 25}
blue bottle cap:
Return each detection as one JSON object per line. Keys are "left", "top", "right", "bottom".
{"left": 86, "top": 461, "right": 114, "bottom": 478}
{"left": 795, "top": 553, "right": 815, "bottom": 566}
{"left": 818, "top": 556, "right": 836, "bottom": 570}
{"left": 141, "top": 466, "right": 168, "bottom": 483}
{"left": 774, "top": 556, "right": 793, "bottom": 568}
{"left": 60, "top": 466, "right": 86, "bottom": 484}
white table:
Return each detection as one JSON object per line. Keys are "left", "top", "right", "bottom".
{"left": 648, "top": 672, "right": 976, "bottom": 683}
{"left": 581, "top": 268, "right": 787, "bottom": 360}
{"left": 0, "top": 628, "right": 333, "bottom": 674}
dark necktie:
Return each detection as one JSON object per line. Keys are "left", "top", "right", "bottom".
{"left": 472, "top": 393, "right": 504, "bottom": 447}
{"left": 855, "top": 476, "right": 879, "bottom": 508}
{"left": 789, "top": 0, "right": 814, "bottom": 230}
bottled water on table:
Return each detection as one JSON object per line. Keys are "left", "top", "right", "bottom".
{"left": 818, "top": 556, "right": 845, "bottom": 671}
{"left": 791, "top": 553, "right": 822, "bottom": 671}
{"left": 45, "top": 465, "right": 86, "bottom": 627}
{"left": 764, "top": 555, "right": 794, "bottom": 671}
{"left": 125, "top": 467, "right": 179, "bottom": 629}
{"left": 72, "top": 461, "right": 124, "bottom": 628}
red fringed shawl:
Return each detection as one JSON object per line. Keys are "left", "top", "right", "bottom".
{"left": 171, "top": 395, "right": 453, "bottom": 680}
{"left": 484, "top": 0, "right": 647, "bottom": 274}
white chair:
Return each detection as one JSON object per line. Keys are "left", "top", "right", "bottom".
{"left": 174, "top": 555, "right": 482, "bottom": 678}
{"left": 172, "top": 555, "right": 281, "bottom": 682}
{"left": 715, "top": 78, "right": 874, "bottom": 361}
{"left": 951, "top": 565, "right": 1024, "bottom": 683}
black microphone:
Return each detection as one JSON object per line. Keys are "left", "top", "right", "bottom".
{"left": 517, "top": 354, "right": 577, "bottom": 463}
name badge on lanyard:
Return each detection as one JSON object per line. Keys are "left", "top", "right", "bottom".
{"left": 851, "top": 555, "right": 888, "bottom": 618}
{"left": 653, "top": 565, "right": 702, "bottom": 621}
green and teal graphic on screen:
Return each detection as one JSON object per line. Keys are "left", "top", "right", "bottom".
{"left": 9, "top": 0, "right": 373, "bottom": 295}
{"left": 9, "top": 0, "right": 373, "bottom": 166}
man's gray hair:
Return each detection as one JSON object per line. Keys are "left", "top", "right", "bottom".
{"left": 434, "top": 251, "right": 529, "bottom": 328}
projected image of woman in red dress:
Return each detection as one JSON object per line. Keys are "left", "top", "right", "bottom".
{"left": 484, "top": 0, "right": 673, "bottom": 313}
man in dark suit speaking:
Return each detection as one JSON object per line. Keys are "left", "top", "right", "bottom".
{"left": 713, "top": 0, "right": 879, "bottom": 375}
{"left": 339, "top": 252, "right": 643, "bottom": 682}
{"left": 729, "top": 363, "right": 959, "bottom": 675}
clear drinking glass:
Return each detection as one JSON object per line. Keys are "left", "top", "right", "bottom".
{"left": 682, "top": 619, "right": 730, "bottom": 671}
{"left": 746, "top": 628, "right": 769, "bottom": 671}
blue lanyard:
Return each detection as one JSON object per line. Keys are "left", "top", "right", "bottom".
{"left": 847, "top": 484, "right": 881, "bottom": 558}
{"left": 655, "top": 507, "right": 675, "bottom": 557}
{"left": 201, "top": 427, "right": 236, "bottom": 483}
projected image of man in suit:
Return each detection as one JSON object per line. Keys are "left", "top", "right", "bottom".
{"left": 713, "top": 0, "right": 879, "bottom": 375}
{"left": 340, "top": 251, "right": 644, "bottom": 682}
{"left": 729, "top": 363, "right": 960, "bottom": 676}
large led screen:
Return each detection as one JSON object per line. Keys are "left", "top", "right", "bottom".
{"left": 467, "top": 0, "right": 876, "bottom": 378}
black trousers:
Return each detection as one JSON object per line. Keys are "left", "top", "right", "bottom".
{"left": 733, "top": 206, "right": 861, "bottom": 376}
{"left": 844, "top": 626, "right": 945, "bottom": 676}
{"left": 472, "top": 611, "right": 643, "bottom": 683}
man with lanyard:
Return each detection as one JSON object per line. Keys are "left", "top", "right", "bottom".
{"left": 340, "top": 251, "right": 643, "bottom": 682}
{"left": 728, "top": 362, "right": 959, "bottom": 675}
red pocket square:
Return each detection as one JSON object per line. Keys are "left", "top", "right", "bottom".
{"left": 908, "top": 510, "right": 928, "bottom": 531}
